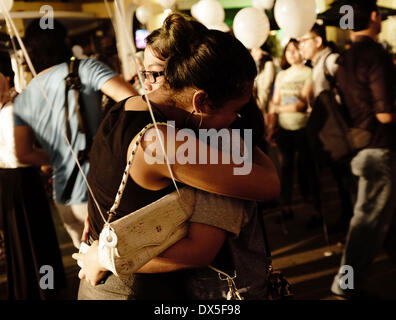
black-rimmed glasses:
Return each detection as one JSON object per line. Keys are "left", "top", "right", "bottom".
{"left": 139, "top": 71, "right": 164, "bottom": 84}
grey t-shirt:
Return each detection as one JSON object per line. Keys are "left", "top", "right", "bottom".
{"left": 13, "top": 59, "right": 117, "bottom": 205}
{"left": 189, "top": 190, "right": 247, "bottom": 237}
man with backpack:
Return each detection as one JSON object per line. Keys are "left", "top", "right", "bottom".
{"left": 13, "top": 19, "right": 137, "bottom": 249}
{"left": 328, "top": 1, "right": 395, "bottom": 298}
{"left": 299, "top": 23, "right": 356, "bottom": 232}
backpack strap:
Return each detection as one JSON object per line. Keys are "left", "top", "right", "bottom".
{"left": 61, "top": 57, "right": 93, "bottom": 203}
{"left": 323, "top": 52, "right": 337, "bottom": 86}
{"left": 64, "top": 60, "right": 74, "bottom": 141}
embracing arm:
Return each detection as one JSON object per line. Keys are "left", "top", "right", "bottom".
{"left": 171, "top": 146, "right": 280, "bottom": 202}
{"left": 129, "top": 126, "right": 280, "bottom": 202}
{"left": 137, "top": 222, "right": 226, "bottom": 273}
{"left": 14, "top": 125, "right": 50, "bottom": 166}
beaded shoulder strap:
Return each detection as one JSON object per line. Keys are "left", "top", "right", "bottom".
{"left": 106, "top": 122, "right": 171, "bottom": 223}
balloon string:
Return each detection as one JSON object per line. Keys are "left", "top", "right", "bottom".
{"left": 104, "top": 0, "right": 117, "bottom": 34}
{"left": 1, "top": 3, "right": 51, "bottom": 108}
{"left": 112, "top": 0, "right": 181, "bottom": 197}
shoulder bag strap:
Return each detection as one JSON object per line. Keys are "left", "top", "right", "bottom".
{"left": 106, "top": 122, "right": 171, "bottom": 222}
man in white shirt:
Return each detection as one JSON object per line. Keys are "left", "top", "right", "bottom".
{"left": 299, "top": 23, "right": 339, "bottom": 100}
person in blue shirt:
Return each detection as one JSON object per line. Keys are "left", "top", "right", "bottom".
{"left": 13, "top": 19, "right": 137, "bottom": 249}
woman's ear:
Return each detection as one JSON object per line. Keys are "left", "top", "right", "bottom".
{"left": 192, "top": 90, "right": 210, "bottom": 113}
{"left": 314, "top": 36, "right": 323, "bottom": 49}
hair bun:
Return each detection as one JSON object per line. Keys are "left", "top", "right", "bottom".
{"left": 162, "top": 14, "right": 208, "bottom": 57}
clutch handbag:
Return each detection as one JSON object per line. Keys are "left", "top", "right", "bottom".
{"left": 98, "top": 123, "right": 196, "bottom": 277}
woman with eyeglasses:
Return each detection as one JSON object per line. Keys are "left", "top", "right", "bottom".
{"left": 73, "top": 13, "right": 280, "bottom": 300}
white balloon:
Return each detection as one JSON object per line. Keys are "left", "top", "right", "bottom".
{"left": 274, "top": 0, "right": 317, "bottom": 38}
{"left": 158, "top": 0, "right": 176, "bottom": 10}
{"left": 191, "top": 3, "right": 199, "bottom": 19}
{"left": 192, "top": 0, "right": 225, "bottom": 27}
{"left": 252, "top": 0, "right": 274, "bottom": 10}
{"left": 135, "top": 5, "right": 151, "bottom": 25}
{"left": 158, "top": 9, "right": 173, "bottom": 26}
{"left": 207, "top": 22, "right": 230, "bottom": 33}
{"left": 233, "top": 7, "right": 270, "bottom": 49}
{"left": 0, "top": 0, "right": 14, "bottom": 12}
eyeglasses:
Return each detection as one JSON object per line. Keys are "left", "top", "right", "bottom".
{"left": 139, "top": 71, "right": 164, "bottom": 84}
{"left": 298, "top": 36, "right": 316, "bottom": 46}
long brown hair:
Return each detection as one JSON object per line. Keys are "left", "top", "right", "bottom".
{"left": 280, "top": 39, "right": 299, "bottom": 70}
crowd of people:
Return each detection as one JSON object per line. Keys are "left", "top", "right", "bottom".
{"left": 255, "top": 0, "right": 396, "bottom": 299}
{"left": 0, "top": 0, "right": 395, "bottom": 300}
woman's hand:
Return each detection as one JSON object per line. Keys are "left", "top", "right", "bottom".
{"left": 72, "top": 241, "right": 109, "bottom": 286}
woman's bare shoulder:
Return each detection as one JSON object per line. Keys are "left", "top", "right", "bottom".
{"left": 124, "top": 95, "right": 149, "bottom": 111}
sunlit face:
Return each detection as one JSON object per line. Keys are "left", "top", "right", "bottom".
{"left": 142, "top": 45, "right": 166, "bottom": 93}
{"left": 285, "top": 42, "right": 303, "bottom": 66}
{"left": 299, "top": 32, "right": 320, "bottom": 61}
